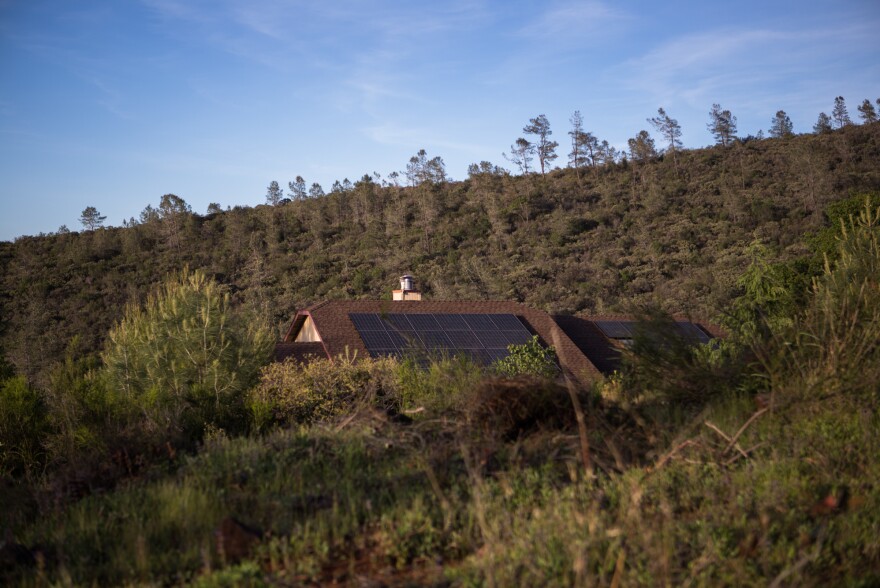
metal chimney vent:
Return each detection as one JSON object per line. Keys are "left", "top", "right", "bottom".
{"left": 393, "top": 274, "right": 421, "bottom": 301}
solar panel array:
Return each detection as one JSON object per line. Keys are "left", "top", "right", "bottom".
{"left": 593, "top": 320, "right": 711, "bottom": 344}
{"left": 349, "top": 313, "right": 534, "bottom": 364}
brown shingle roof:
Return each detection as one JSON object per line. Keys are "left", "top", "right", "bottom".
{"left": 274, "top": 342, "right": 328, "bottom": 363}
{"left": 282, "top": 300, "right": 603, "bottom": 385}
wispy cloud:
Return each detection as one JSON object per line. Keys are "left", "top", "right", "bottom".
{"left": 618, "top": 22, "right": 879, "bottom": 109}
{"left": 518, "top": 0, "right": 621, "bottom": 40}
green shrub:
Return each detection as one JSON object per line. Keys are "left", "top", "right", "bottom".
{"left": 396, "top": 353, "right": 484, "bottom": 413}
{"left": 620, "top": 309, "right": 742, "bottom": 405}
{"left": 0, "top": 376, "right": 50, "bottom": 475}
{"left": 247, "top": 355, "right": 400, "bottom": 430}
{"left": 103, "top": 268, "right": 273, "bottom": 442}
{"left": 494, "top": 335, "right": 559, "bottom": 379}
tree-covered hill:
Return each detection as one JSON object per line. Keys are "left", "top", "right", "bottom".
{"left": 2, "top": 123, "right": 880, "bottom": 384}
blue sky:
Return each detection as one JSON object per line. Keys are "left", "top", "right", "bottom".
{"left": 1, "top": 0, "right": 878, "bottom": 240}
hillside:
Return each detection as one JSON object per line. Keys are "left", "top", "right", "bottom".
{"left": 3, "top": 124, "right": 880, "bottom": 384}
{"left": 1, "top": 124, "right": 879, "bottom": 586}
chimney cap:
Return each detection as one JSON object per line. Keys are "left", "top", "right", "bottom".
{"left": 394, "top": 274, "right": 421, "bottom": 300}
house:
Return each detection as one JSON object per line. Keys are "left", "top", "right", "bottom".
{"left": 276, "top": 276, "right": 720, "bottom": 385}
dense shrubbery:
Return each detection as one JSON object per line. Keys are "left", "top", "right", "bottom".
{"left": 248, "top": 355, "right": 400, "bottom": 431}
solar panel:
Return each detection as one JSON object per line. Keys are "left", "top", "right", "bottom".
{"left": 349, "top": 313, "right": 386, "bottom": 331}
{"left": 463, "top": 314, "right": 498, "bottom": 331}
{"left": 358, "top": 330, "right": 395, "bottom": 349}
{"left": 490, "top": 314, "right": 528, "bottom": 330}
{"left": 418, "top": 330, "right": 453, "bottom": 348}
{"left": 348, "top": 312, "right": 534, "bottom": 366}
{"left": 384, "top": 314, "right": 413, "bottom": 330}
{"left": 433, "top": 314, "right": 469, "bottom": 330}
{"left": 501, "top": 330, "right": 533, "bottom": 345}
{"left": 475, "top": 330, "right": 512, "bottom": 348}
{"left": 406, "top": 314, "right": 441, "bottom": 330}
{"left": 675, "top": 322, "right": 712, "bottom": 344}
{"left": 594, "top": 320, "right": 635, "bottom": 339}
{"left": 446, "top": 330, "right": 481, "bottom": 348}
{"left": 594, "top": 319, "right": 712, "bottom": 345}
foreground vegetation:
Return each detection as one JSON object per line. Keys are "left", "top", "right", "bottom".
{"left": 2, "top": 190, "right": 879, "bottom": 584}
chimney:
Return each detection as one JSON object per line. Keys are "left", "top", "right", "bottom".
{"left": 392, "top": 274, "right": 421, "bottom": 301}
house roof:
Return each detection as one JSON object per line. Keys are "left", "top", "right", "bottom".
{"left": 278, "top": 300, "right": 723, "bottom": 383}
{"left": 553, "top": 313, "right": 724, "bottom": 375}
{"left": 281, "top": 300, "right": 603, "bottom": 385}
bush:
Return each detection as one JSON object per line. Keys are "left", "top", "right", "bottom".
{"left": 0, "top": 376, "right": 50, "bottom": 475}
{"left": 247, "top": 355, "right": 400, "bottom": 431}
{"left": 620, "top": 309, "right": 742, "bottom": 406}
{"left": 494, "top": 335, "right": 559, "bottom": 379}
{"left": 103, "top": 269, "right": 273, "bottom": 442}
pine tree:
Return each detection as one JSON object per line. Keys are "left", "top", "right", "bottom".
{"left": 857, "top": 99, "right": 878, "bottom": 124}
{"left": 627, "top": 130, "right": 657, "bottom": 162}
{"left": 708, "top": 103, "right": 737, "bottom": 146}
{"left": 79, "top": 206, "right": 106, "bottom": 231}
{"left": 769, "top": 110, "right": 794, "bottom": 138}
{"left": 832, "top": 96, "right": 851, "bottom": 128}
{"left": 523, "top": 114, "right": 558, "bottom": 177}
{"left": 308, "top": 183, "right": 325, "bottom": 199}
{"left": 266, "top": 181, "right": 283, "bottom": 205}
{"left": 648, "top": 107, "right": 682, "bottom": 167}
{"left": 504, "top": 138, "right": 535, "bottom": 175}
{"left": 814, "top": 112, "right": 833, "bottom": 134}
{"left": 288, "top": 176, "right": 307, "bottom": 200}
{"left": 568, "top": 111, "right": 591, "bottom": 179}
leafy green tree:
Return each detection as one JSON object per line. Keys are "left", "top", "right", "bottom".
{"left": 206, "top": 202, "right": 223, "bottom": 214}
{"left": 102, "top": 268, "right": 273, "bottom": 440}
{"left": 79, "top": 206, "right": 107, "bottom": 231}
{"left": 523, "top": 114, "right": 558, "bottom": 177}
{"left": 708, "top": 103, "right": 737, "bottom": 146}
{"left": 769, "top": 110, "right": 794, "bottom": 138}
{"left": 648, "top": 107, "right": 682, "bottom": 167}
{"left": 813, "top": 112, "right": 833, "bottom": 134}
{"left": 266, "top": 181, "right": 283, "bottom": 206}
{"left": 288, "top": 176, "right": 307, "bottom": 200}
{"left": 494, "top": 335, "right": 558, "bottom": 379}
{"left": 309, "top": 182, "right": 325, "bottom": 199}
{"left": 627, "top": 130, "right": 657, "bottom": 162}
{"left": 857, "top": 99, "right": 878, "bottom": 124}
{"left": 832, "top": 96, "right": 851, "bottom": 128}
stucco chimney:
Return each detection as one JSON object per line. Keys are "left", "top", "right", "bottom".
{"left": 392, "top": 274, "right": 421, "bottom": 301}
